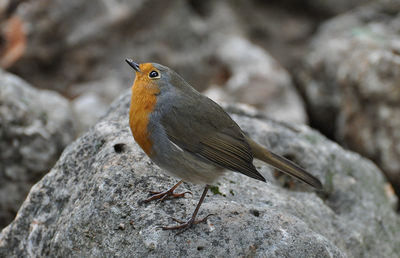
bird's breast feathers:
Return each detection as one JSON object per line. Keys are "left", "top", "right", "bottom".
{"left": 129, "top": 81, "right": 160, "bottom": 156}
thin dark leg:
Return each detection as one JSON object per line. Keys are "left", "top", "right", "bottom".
{"left": 144, "top": 180, "right": 192, "bottom": 203}
{"left": 162, "top": 185, "right": 213, "bottom": 233}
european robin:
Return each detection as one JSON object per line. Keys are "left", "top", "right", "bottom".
{"left": 126, "top": 59, "right": 323, "bottom": 232}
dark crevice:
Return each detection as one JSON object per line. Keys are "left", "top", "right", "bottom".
{"left": 250, "top": 209, "right": 260, "bottom": 217}
{"left": 113, "top": 143, "right": 126, "bottom": 153}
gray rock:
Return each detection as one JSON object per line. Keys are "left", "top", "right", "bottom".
{"left": 71, "top": 92, "right": 108, "bottom": 135}
{"left": 0, "top": 69, "right": 76, "bottom": 229}
{"left": 224, "top": 0, "right": 374, "bottom": 71}
{"left": 70, "top": 77, "right": 125, "bottom": 134}
{"left": 206, "top": 36, "right": 307, "bottom": 124}
{"left": 1, "top": 90, "right": 399, "bottom": 257}
{"left": 297, "top": 0, "right": 400, "bottom": 195}
{"left": 303, "top": 0, "right": 376, "bottom": 15}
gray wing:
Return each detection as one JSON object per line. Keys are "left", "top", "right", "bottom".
{"left": 160, "top": 94, "right": 265, "bottom": 182}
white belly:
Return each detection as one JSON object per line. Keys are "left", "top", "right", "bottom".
{"left": 151, "top": 139, "right": 224, "bottom": 184}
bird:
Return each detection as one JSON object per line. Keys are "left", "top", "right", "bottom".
{"left": 125, "top": 59, "right": 323, "bottom": 232}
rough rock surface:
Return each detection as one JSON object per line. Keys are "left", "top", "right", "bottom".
{"left": 297, "top": 0, "right": 400, "bottom": 195}
{"left": 302, "top": 0, "right": 376, "bottom": 15}
{"left": 205, "top": 36, "right": 307, "bottom": 124}
{"left": 0, "top": 69, "right": 76, "bottom": 229}
{"left": 1, "top": 91, "right": 399, "bottom": 257}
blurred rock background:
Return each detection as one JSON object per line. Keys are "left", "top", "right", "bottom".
{"left": 1, "top": 0, "right": 399, "bottom": 230}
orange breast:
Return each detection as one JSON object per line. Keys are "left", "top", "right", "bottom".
{"left": 129, "top": 80, "right": 160, "bottom": 157}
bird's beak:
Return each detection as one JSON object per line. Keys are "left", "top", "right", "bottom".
{"left": 125, "top": 59, "right": 140, "bottom": 72}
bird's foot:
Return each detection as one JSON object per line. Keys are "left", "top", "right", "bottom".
{"left": 161, "top": 214, "right": 214, "bottom": 234}
{"left": 144, "top": 188, "right": 192, "bottom": 203}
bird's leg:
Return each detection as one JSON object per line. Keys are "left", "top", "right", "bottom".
{"left": 144, "top": 180, "right": 192, "bottom": 203}
{"left": 162, "top": 185, "right": 214, "bottom": 233}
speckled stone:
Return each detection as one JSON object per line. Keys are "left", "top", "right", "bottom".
{"left": 0, "top": 69, "right": 76, "bottom": 229}
{"left": 297, "top": 0, "right": 400, "bottom": 196}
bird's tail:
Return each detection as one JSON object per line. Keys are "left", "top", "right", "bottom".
{"left": 246, "top": 136, "right": 323, "bottom": 190}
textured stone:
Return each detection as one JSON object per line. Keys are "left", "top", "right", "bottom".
{"left": 224, "top": 0, "right": 377, "bottom": 75}
{"left": 297, "top": 0, "right": 400, "bottom": 195}
{"left": 206, "top": 36, "right": 307, "bottom": 124}
{"left": 0, "top": 90, "right": 399, "bottom": 257}
{"left": 0, "top": 69, "right": 76, "bottom": 229}
{"left": 70, "top": 77, "right": 124, "bottom": 134}
{"left": 303, "top": 0, "right": 376, "bottom": 15}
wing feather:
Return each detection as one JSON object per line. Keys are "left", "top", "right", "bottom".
{"left": 160, "top": 94, "right": 265, "bottom": 182}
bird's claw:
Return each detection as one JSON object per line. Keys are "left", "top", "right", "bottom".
{"left": 161, "top": 214, "right": 215, "bottom": 234}
{"left": 144, "top": 189, "right": 192, "bottom": 203}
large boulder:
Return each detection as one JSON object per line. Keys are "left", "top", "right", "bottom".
{"left": 0, "top": 70, "right": 76, "bottom": 229}
{"left": 296, "top": 0, "right": 400, "bottom": 196}
{"left": 1, "top": 90, "right": 398, "bottom": 257}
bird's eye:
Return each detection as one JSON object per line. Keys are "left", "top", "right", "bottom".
{"left": 149, "top": 70, "right": 159, "bottom": 78}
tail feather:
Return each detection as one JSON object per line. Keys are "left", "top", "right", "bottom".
{"left": 246, "top": 136, "right": 323, "bottom": 190}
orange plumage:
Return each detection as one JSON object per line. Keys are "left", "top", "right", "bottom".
{"left": 129, "top": 64, "right": 160, "bottom": 156}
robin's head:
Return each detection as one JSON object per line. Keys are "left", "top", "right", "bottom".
{"left": 126, "top": 59, "right": 169, "bottom": 91}
{"left": 125, "top": 59, "right": 193, "bottom": 94}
